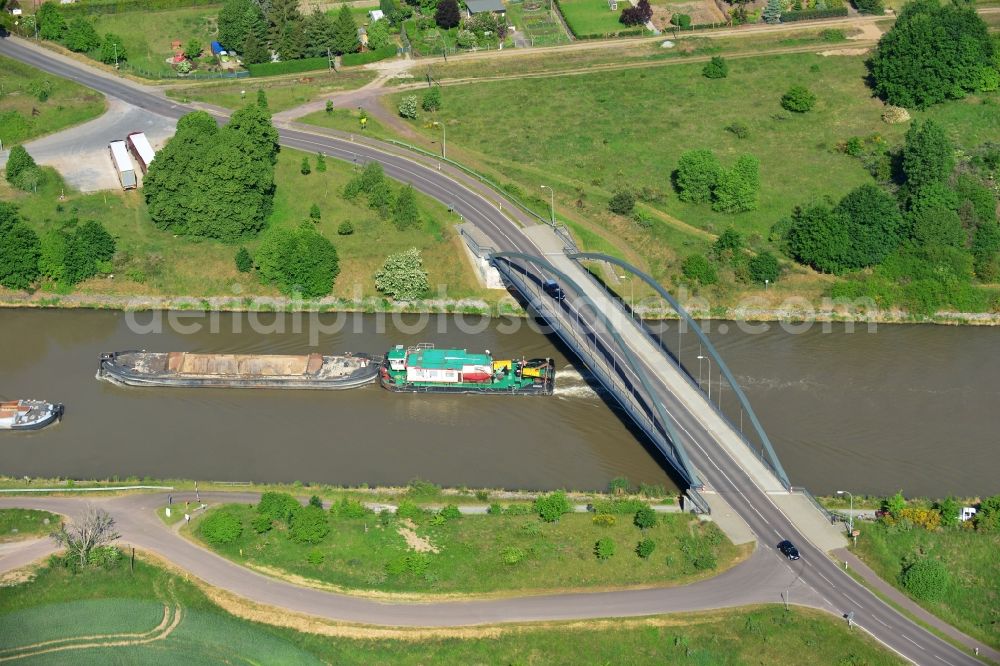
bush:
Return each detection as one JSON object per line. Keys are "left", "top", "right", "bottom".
{"left": 330, "top": 497, "right": 371, "bottom": 518}
{"left": 300, "top": 157, "right": 311, "bottom": 175}
{"left": 289, "top": 505, "right": 331, "bottom": 544}
{"left": 500, "top": 546, "right": 526, "bottom": 565}
{"left": 398, "top": 95, "right": 418, "bottom": 119}
{"left": 593, "top": 514, "right": 617, "bottom": 527}
{"left": 307, "top": 549, "right": 325, "bottom": 565}
{"left": 5, "top": 145, "right": 39, "bottom": 188}
{"left": 488, "top": 502, "right": 503, "bottom": 515}
{"left": 374, "top": 247, "right": 429, "bottom": 300}
{"left": 200, "top": 510, "right": 243, "bottom": 545}
{"left": 234, "top": 247, "right": 253, "bottom": 273}
{"left": 504, "top": 503, "right": 534, "bottom": 516}
{"left": 670, "top": 13, "right": 691, "bottom": 27}
{"left": 608, "top": 190, "right": 636, "bottom": 215}
{"left": 257, "top": 492, "right": 300, "bottom": 524}
{"left": 725, "top": 122, "right": 749, "bottom": 139}
{"left": 636, "top": 538, "right": 656, "bottom": 559}
{"left": 535, "top": 491, "right": 572, "bottom": 522}
{"left": 712, "top": 154, "right": 760, "bottom": 214}
{"left": 86, "top": 545, "right": 122, "bottom": 569}
{"left": 255, "top": 223, "right": 340, "bottom": 298}
{"left": 251, "top": 513, "right": 272, "bottom": 534}
{"left": 900, "top": 557, "right": 949, "bottom": 601}
{"left": 634, "top": 505, "right": 657, "bottom": 530}
{"left": 337, "top": 220, "right": 354, "bottom": 235}
{"left": 781, "top": 85, "right": 816, "bottom": 113}
{"left": 592, "top": 498, "right": 650, "bottom": 515}
{"left": 674, "top": 149, "right": 721, "bottom": 204}
{"left": 682, "top": 253, "right": 718, "bottom": 286}
{"left": 748, "top": 251, "right": 780, "bottom": 284}
{"left": 397, "top": 499, "right": 424, "bottom": 522}
{"left": 309, "top": 203, "right": 321, "bottom": 221}
{"left": 608, "top": 477, "right": 631, "bottom": 494}
{"left": 422, "top": 86, "right": 441, "bottom": 112}
{"left": 703, "top": 55, "right": 727, "bottom": 79}
{"left": 439, "top": 504, "right": 461, "bottom": 521}
{"left": 594, "top": 537, "right": 616, "bottom": 560}
{"left": 308, "top": 495, "right": 324, "bottom": 509}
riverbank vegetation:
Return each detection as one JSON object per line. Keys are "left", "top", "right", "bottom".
{"left": 0, "top": 508, "right": 60, "bottom": 542}
{"left": 850, "top": 491, "right": 1000, "bottom": 649}
{"left": 0, "top": 55, "right": 106, "bottom": 146}
{"left": 191, "top": 490, "right": 743, "bottom": 595}
{"left": 0, "top": 550, "right": 901, "bottom": 664}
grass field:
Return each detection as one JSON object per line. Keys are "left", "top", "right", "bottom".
{"left": 0, "top": 509, "right": 60, "bottom": 542}
{"left": 0, "top": 147, "right": 484, "bottom": 300}
{"left": 0, "top": 551, "right": 903, "bottom": 664}
{"left": 0, "top": 55, "right": 106, "bottom": 145}
{"left": 556, "top": 0, "right": 644, "bottom": 37}
{"left": 193, "top": 501, "right": 745, "bottom": 594}
{"left": 165, "top": 69, "right": 377, "bottom": 112}
{"left": 852, "top": 522, "right": 1000, "bottom": 650}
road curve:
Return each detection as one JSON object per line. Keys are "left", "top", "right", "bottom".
{"left": 0, "top": 35, "right": 990, "bottom": 664}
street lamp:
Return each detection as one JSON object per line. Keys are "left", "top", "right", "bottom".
{"left": 697, "top": 354, "right": 711, "bottom": 402}
{"left": 618, "top": 274, "right": 634, "bottom": 315}
{"left": 433, "top": 121, "right": 446, "bottom": 159}
{"left": 837, "top": 490, "right": 854, "bottom": 536}
{"left": 540, "top": 184, "right": 555, "bottom": 224}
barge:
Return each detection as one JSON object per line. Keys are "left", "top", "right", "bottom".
{"left": 0, "top": 399, "right": 64, "bottom": 431}
{"left": 379, "top": 344, "right": 554, "bottom": 395}
{"left": 98, "top": 350, "right": 378, "bottom": 389}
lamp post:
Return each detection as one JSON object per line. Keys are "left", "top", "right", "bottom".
{"left": 697, "top": 354, "right": 711, "bottom": 402}
{"left": 837, "top": 490, "right": 854, "bottom": 536}
{"left": 540, "top": 184, "right": 555, "bottom": 224}
{"left": 618, "top": 274, "right": 634, "bottom": 315}
{"left": 433, "top": 121, "right": 446, "bottom": 159}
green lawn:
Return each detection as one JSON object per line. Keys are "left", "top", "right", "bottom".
{"left": 0, "top": 553, "right": 903, "bottom": 664}
{"left": 556, "top": 0, "right": 645, "bottom": 37}
{"left": 0, "top": 509, "right": 60, "bottom": 542}
{"left": 852, "top": 521, "right": 1000, "bottom": 650}
{"left": 165, "top": 69, "right": 377, "bottom": 113}
{"left": 0, "top": 55, "right": 106, "bottom": 145}
{"left": 193, "top": 501, "right": 745, "bottom": 594}
{"left": 1, "top": 147, "right": 484, "bottom": 300}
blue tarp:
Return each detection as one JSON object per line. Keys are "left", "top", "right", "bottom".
{"left": 210, "top": 41, "right": 224, "bottom": 55}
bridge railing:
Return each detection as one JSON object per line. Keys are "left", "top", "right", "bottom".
{"left": 569, "top": 253, "right": 791, "bottom": 491}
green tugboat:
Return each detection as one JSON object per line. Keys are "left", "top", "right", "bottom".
{"left": 379, "top": 344, "right": 555, "bottom": 395}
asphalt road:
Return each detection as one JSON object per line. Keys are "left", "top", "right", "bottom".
{"left": 0, "top": 35, "right": 989, "bottom": 664}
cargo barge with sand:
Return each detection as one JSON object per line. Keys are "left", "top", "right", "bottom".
{"left": 98, "top": 351, "right": 378, "bottom": 389}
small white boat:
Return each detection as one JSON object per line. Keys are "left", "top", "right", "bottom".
{"left": 0, "top": 400, "right": 64, "bottom": 431}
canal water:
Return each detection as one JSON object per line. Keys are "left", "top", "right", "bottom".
{"left": 1, "top": 309, "right": 996, "bottom": 497}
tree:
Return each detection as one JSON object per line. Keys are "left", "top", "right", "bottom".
{"left": 289, "top": 505, "right": 330, "bottom": 544}
{"left": 398, "top": 95, "right": 418, "bottom": 119}
{"left": 235, "top": 246, "right": 253, "bottom": 272}
{"left": 228, "top": 102, "right": 280, "bottom": 164}
{"left": 712, "top": 154, "right": 760, "bottom": 213}
{"left": 435, "top": 0, "right": 461, "bottom": 28}
{"left": 367, "top": 17, "right": 391, "bottom": 49}
{"left": 909, "top": 205, "right": 965, "bottom": 249}
{"left": 934, "top": 496, "right": 960, "bottom": 528}
{"left": 64, "top": 220, "right": 115, "bottom": 284}
{"left": 702, "top": 56, "right": 728, "bottom": 79}
{"left": 785, "top": 201, "right": 852, "bottom": 273}
{"left": 392, "top": 185, "right": 421, "bottom": 230}
{"left": 183, "top": 38, "right": 203, "bottom": 60}
{"left": 633, "top": 505, "right": 657, "bottom": 530}
{"left": 900, "top": 557, "right": 949, "bottom": 600}
{"left": 50, "top": 507, "right": 120, "bottom": 569}
{"left": 5, "top": 145, "right": 38, "bottom": 187}
{"left": 834, "top": 184, "right": 905, "bottom": 267}
{"left": 902, "top": 120, "right": 954, "bottom": 195}
{"left": 594, "top": 537, "right": 616, "bottom": 560}
{"left": 883, "top": 490, "right": 907, "bottom": 518}
{"left": 331, "top": 4, "right": 360, "bottom": 55}
{"left": 309, "top": 203, "right": 322, "bottom": 220}
{"left": 854, "top": 0, "right": 883, "bottom": 14}
{"left": 300, "top": 156, "right": 311, "bottom": 175}
{"left": 257, "top": 491, "right": 300, "bottom": 524}
{"left": 266, "top": 0, "right": 304, "bottom": 49}
{"left": 955, "top": 174, "right": 997, "bottom": 227}
{"left": 256, "top": 223, "right": 340, "bottom": 298}
{"left": 971, "top": 221, "right": 1000, "bottom": 280}
{"left": 315, "top": 152, "right": 327, "bottom": 172}
{"left": 199, "top": 510, "right": 243, "bottom": 545}
{"left": 608, "top": 190, "right": 635, "bottom": 216}
{"left": 256, "top": 88, "right": 269, "bottom": 110}
{"left": 713, "top": 227, "right": 744, "bottom": 257}
{"left": 337, "top": 220, "right": 354, "bottom": 235}
{"left": 762, "top": 0, "right": 782, "bottom": 24}
{"left": 681, "top": 253, "right": 717, "bottom": 285}
{"left": 870, "top": 0, "right": 996, "bottom": 109}
{"left": 780, "top": 85, "right": 816, "bottom": 113}
{"left": 975, "top": 495, "right": 1000, "bottom": 531}
{"left": 37, "top": 2, "right": 67, "bottom": 41}
{"left": 38, "top": 230, "right": 68, "bottom": 283}
{"left": 748, "top": 251, "right": 780, "bottom": 284}
{"left": 304, "top": 8, "right": 336, "bottom": 57}
{"left": 620, "top": 0, "right": 651, "bottom": 25}
{"left": 242, "top": 30, "right": 270, "bottom": 65}
{"left": 0, "top": 203, "right": 41, "bottom": 290}
{"left": 675, "top": 149, "right": 721, "bottom": 203}
{"left": 535, "top": 491, "right": 572, "bottom": 522}
{"left": 98, "top": 33, "right": 126, "bottom": 65}
{"left": 374, "top": 247, "right": 429, "bottom": 300}
{"left": 422, "top": 86, "right": 442, "bottom": 112}
{"left": 636, "top": 538, "right": 656, "bottom": 558}
{"left": 218, "top": 0, "right": 255, "bottom": 50}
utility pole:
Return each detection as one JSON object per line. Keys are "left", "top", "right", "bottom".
{"left": 113, "top": 42, "right": 119, "bottom": 70}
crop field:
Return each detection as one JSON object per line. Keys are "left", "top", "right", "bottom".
{"left": 0, "top": 56, "right": 106, "bottom": 145}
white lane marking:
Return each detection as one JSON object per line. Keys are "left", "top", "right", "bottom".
{"left": 901, "top": 635, "right": 921, "bottom": 647}
{"left": 773, "top": 529, "right": 782, "bottom": 537}
{"left": 843, "top": 593, "right": 862, "bottom": 607}
{"left": 815, "top": 571, "right": 835, "bottom": 588}
{"left": 933, "top": 655, "right": 957, "bottom": 666}
{"left": 873, "top": 616, "right": 889, "bottom": 628}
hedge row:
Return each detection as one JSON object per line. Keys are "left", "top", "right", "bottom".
{"left": 779, "top": 6, "right": 849, "bottom": 21}
{"left": 341, "top": 45, "right": 398, "bottom": 67}
{"left": 62, "top": 0, "right": 221, "bottom": 15}
{"left": 246, "top": 56, "right": 330, "bottom": 78}
{"left": 552, "top": 0, "right": 646, "bottom": 39}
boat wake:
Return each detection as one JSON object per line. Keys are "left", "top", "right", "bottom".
{"left": 554, "top": 367, "right": 601, "bottom": 400}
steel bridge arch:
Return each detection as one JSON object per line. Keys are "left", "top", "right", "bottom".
{"left": 490, "top": 251, "right": 704, "bottom": 492}
{"left": 568, "top": 252, "right": 791, "bottom": 489}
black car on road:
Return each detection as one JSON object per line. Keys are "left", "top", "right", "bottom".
{"left": 777, "top": 540, "right": 800, "bottom": 560}
{"left": 542, "top": 279, "right": 566, "bottom": 301}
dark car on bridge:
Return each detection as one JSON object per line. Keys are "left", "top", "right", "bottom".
{"left": 777, "top": 540, "right": 800, "bottom": 560}
{"left": 542, "top": 279, "right": 566, "bottom": 302}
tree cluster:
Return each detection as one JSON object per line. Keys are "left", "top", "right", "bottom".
{"left": 218, "top": 0, "right": 361, "bottom": 64}
{"left": 254, "top": 222, "right": 341, "bottom": 298}
{"left": 374, "top": 247, "right": 430, "bottom": 300}
{"left": 0, "top": 203, "right": 41, "bottom": 290}
{"left": 143, "top": 107, "right": 278, "bottom": 241}
{"left": 38, "top": 219, "right": 116, "bottom": 286}
{"left": 674, "top": 149, "right": 760, "bottom": 213}
{"left": 870, "top": 0, "right": 998, "bottom": 109}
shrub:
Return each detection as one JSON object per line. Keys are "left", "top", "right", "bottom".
{"left": 674, "top": 149, "right": 721, "bottom": 203}
{"left": 898, "top": 507, "right": 941, "bottom": 531}
{"left": 439, "top": 504, "right": 461, "bottom": 521}
{"left": 608, "top": 477, "right": 631, "bottom": 494}
{"left": 748, "top": 251, "right": 780, "bottom": 284}
{"left": 670, "top": 13, "right": 691, "bottom": 27}
{"left": 636, "top": 538, "right": 656, "bottom": 559}
{"left": 592, "top": 498, "right": 650, "bottom": 515}
{"left": 397, "top": 499, "right": 424, "bottom": 521}
{"left": 593, "top": 514, "right": 617, "bottom": 527}
{"left": 781, "top": 85, "right": 816, "bottom": 113}
{"left": 200, "top": 510, "right": 243, "bottom": 545}
{"left": 934, "top": 497, "right": 961, "bottom": 528}
{"left": 881, "top": 105, "right": 910, "bottom": 124}
{"left": 681, "top": 253, "right": 718, "bottom": 286}
{"left": 5, "top": 145, "right": 39, "bottom": 188}
{"left": 854, "top": 0, "right": 883, "bottom": 15}
{"left": 325, "top": 100, "right": 334, "bottom": 113}
{"left": 634, "top": 505, "right": 657, "bottom": 530}
{"left": 725, "top": 122, "right": 749, "bottom": 139}
{"left": 488, "top": 502, "right": 503, "bottom": 515}
{"left": 901, "top": 557, "right": 949, "bottom": 600}
{"left": 309, "top": 203, "right": 321, "bottom": 220}
{"left": 308, "top": 495, "right": 324, "bottom": 509}
{"left": 87, "top": 545, "right": 122, "bottom": 569}
{"left": 819, "top": 28, "right": 845, "bottom": 41}
{"left": 594, "top": 537, "right": 616, "bottom": 560}
{"left": 300, "top": 157, "right": 311, "bottom": 175}
{"left": 398, "top": 95, "right": 418, "bottom": 119}
{"left": 307, "top": 549, "right": 325, "bottom": 565}
{"left": 535, "top": 491, "right": 572, "bottom": 522}
{"left": 255, "top": 223, "right": 340, "bottom": 298}
{"left": 500, "top": 546, "right": 526, "bottom": 565}
{"left": 337, "top": 220, "right": 354, "bottom": 236}
{"left": 257, "top": 492, "right": 300, "bottom": 524}
{"left": 235, "top": 247, "right": 253, "bottom": 273}
{"left": 289, "top": 505, "right": 331, "bottom": 544}
{"left": 608, "top": 190, "right": 636, "bottom": 216}
{"left": 375, "top": 247, "right": 429, "bottom": 301}
{"left": 712, "top": 154, "right": 760, "bottom": 213}
{"left": 251, "top": 513, "right": 272, "bottom": 534}
{"left": 422, "top": 86, "right": 442, "bottom": 112}
{"left": 330, "top": 497, "right": 371, "bottom": 518}
{"left": 633, "top": 210, "right": 654, "bottom": 228}
{"left": 504, "top": 503, "right": 534, "bottom": 516}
